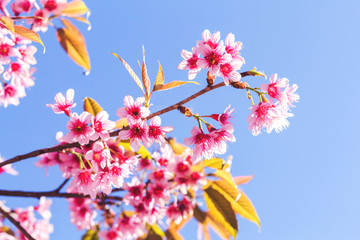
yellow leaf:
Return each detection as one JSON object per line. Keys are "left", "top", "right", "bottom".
{"left": 152, "top": 61, "right": 164, "bottom": 92}
{"left": 14, "top": 25, "right": 44, "bottom": 47}
{"left": 233, "top": 175, "right": 254, "bottom": 185}
{"left": 81, "top": 228, "right": 99, "bottom": 240}
{"left": 70, "top": 16, "right": 91, "bottom": 25}
{"left": 158, "top": 80, "right": 199, "bottom": 91}
{"left": 149, "top": 224, "right": 165, "bottom": 238}
{"left": 83, "top": 97, "right": 103, "bottom": 116}
{"left": 213, "top": 170, "right": 235, "bottom": 187}
{"left": 57, "top": 19, "right": 90, "bottom": 71}
{"left": 203, "top": 158, "right": 229, "bottom": 170}
{"left": 193, "top": 206, "right": 230, "bottom": 240}
{"left": 212, "top": 180, "right": 260, "bottom": 227}
{"left": 204, "top": 185, "right": 238, "bottom": 239}
{"left": 1, "top": 226, "right": 15, "bottom": 236}
{"left": 61, "top": 0, "right": 89, "bottom": 16}
{"left": 168, "top": 138, "right": 189, "bottom": 155}
{"left": 118, "top": 140, "right": 151, "bottom": 159}
{"left": 115, "top": 118, "right": 128, "bottom": 129}
{"left": 112, "top": 53, "right": 145, "bottom": 95}
{"left": 0, "top": 16, "right": 14, "bottom": 32}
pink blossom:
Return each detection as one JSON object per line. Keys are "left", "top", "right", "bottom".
{"left": 63, "top": 112, "right": 96, "bottom": 145}
{"left": 148, "top": 181, "right": 171, "bottom": 206}
{"left": 177, "top": 47, "right": 201, "bottom": 80}
{"left": 284, "top": 83, "right": 300, "bottom": 108}
{"left": 197, "top": 43, "right": 227, "bottom": 75}
{"left": 0, "top": 83, "right": 26, "bottom": 108}
{"left": 116, "top": 95, "right": 150, "bottom": 120}
{"left": 166, "top": 197, "right": 194, "bottom": 225}
{"left": 184, "top": 126, "right": 217, "bottom": 160}
{"left": 69, "top": 169, "right": 98, "bottom": 199}
{"left": 18, "top": 45, "right": 37, "bottom": 65}
{"left": 40, "top": 0, "right": 67, "bottom": 14}
{"left": 197, "top": 29, "right": 221, "bottom": 49}
{"left": 47, "top": 88, "right": 76, "bottom": 116}
{"left": 92, "top": 111, "right": 115, "bottom": 141}
{"left": 10, "top": 0, "right": 34, "bottom": 16}
{"left": 27, "top": 10, "right": 49, "bottom": 32}
{"left": 34, "top": 197, "right": 52, "bottom": 220}
{"left": 0, "top": 154, "right": 18, "bottom": 175}
{"left": 123, "top": 177, "right": 144, "bottom": 205}
{"left": 211, "top": 124, "right": 236, "bottom": 155}
{"left": 3, "top": 61, "right": 31, "bottom": 85}
{"left": 68, "top": 198, "right": 97, "bottom": 230}
{"left": 260, "top": 74, "right": 288, "bottom": 103}
{"left": 218, "top": 60, "right": 243, "bottom": 85}
{"left": 0, "top": 0, "right": 10, "bottom": 16}
{"left": 0, "top": 36, "right": 20, "bottom": 64}
{"left": 247, "top": 102, "right": 292, "bottom": 136}
{"left": 225, "top": 33, "right": 245, "bottom": 63}
{"left": 98, "top": 228, "right": 123, "bottom": 240}
{"left": 211, "top": 104, "right": 234, "bottom": 126}
{"left": 117, "top": 215, "right": 145, "bottom": 239}
{"left": 147, "top": 116, "right": 174, "bottom": 147}
{"left": 85, "top": 141, "right": 111, "bottom": 169}
{"left": 118, "top": 118, "right": 149, "bottom": 152}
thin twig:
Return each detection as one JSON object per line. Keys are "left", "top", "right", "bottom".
{"left": 0, "top": 205, "right": 35, "bottom": 240}
{"left": 52, "top": 178, "right": 70, "bottom": 193}
{"left": 0, "top": 189, "right": 123, "bottom": 201}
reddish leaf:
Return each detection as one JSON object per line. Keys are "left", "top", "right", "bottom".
{"left": 233, "top": 175, "right": 254, "bottom": 185}
{"left": 112, "top": 53, "right": 145, "bottom": 95}
{"left": 141, "top": 47, "right": 150, "bottom": 97}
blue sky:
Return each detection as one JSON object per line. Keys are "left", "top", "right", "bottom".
{"left": 1, "top": 0, "right": 360, "bottom": 239}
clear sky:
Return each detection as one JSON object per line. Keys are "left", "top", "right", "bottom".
{"left": 1, "top": 0, "right": 360, "bottom": 239}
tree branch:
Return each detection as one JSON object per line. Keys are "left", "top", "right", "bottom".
{"left": 0, "top": 205, "right": 35, "bottom": 240}
{"left": 0, "top": 71, "right": 250, "bottom": 169}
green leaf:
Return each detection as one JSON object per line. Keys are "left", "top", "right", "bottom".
{"left": 152, "top": 61, "right": 164, "bottom": 92}
{"left": 248, "top": 67, "right": 266, "bottom": 77}
{"left": 158, "top": 80, "right": 198, "bottom": 91}
{"left": 81, "top": 228, "right": 99, "bottom": 240}
{"left": 112, "top": 53, "right": 145, "bottom": 95}
{"left": 57, "top": 19, "right": 90, "bottom": 71}
{"left": 204, "top": 184, "right": 238, "bottom": 239}
{"left": 212, "top": 180, "right": 260, "bottom": 227}
{"left": 83, "top": 97, "right": 103, "bottom": 116}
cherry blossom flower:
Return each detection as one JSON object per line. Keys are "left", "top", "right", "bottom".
{"left": 0, "top": 154, "right": 18, "bottom": 175}
{"left": 197, "top": 29, "right": 221, "bottom": 49}
{"left": 40, "top": 0, "right": 67, "bottom": 14}
{"left": 218, "top": 60, "right": 243, "bottom": 85}
{"left": 260, "top": 74, "right": 288, "bottom": 103}
{"left": 284, "top": 83, "right": 300, "bottom": 108}
{"left": 225, "top": 32, "right": 245, "bottom": 63}
{"left": 117, "top": 215, "right": 145, "bottom": 239}
{"left": 116, "top": 95, "right": 150, "bottom": 120}
{"left": 148, "top": 181, "right": 171, "bottom": 206}
{"left": 63, "top": 112, "right": 96, "bottom": 145}
{"left": 27, "top": 9, "right": 49, "bottom": 32}
{"left": 197, "top": 43, "right": 228, "bottom": 75}
{"left": 98, "top": 228, "right": 123, "bottom": 240}
{"left": 166, "top": 197, "right": 194, "bottom": 225}
{"left": 92, "top": 111, "right": 115, "bottom": 141}
{"left": 184, "top": 126, "right": 217, "bottom": 160}
{"left": 177, "top": 47, "right": 201, "bottom": 80}
{"left": 211, "top": 105, "right": 234, "bottom": 126}
{"left": 0, "top": 0, "right": 10, "bottom": 16}
{"left": 147, "top": 116, "right": 174, "bottom": 147}
{"left": 69, "top": 169, "right": 98, "bottom": 199}
{"left": 34, "top": 197, "right": 52, "bottom": 220}
{"left": 18, "top": 45, "right": 37, "bottom": 65}
{"left": 85, "top": 141, "right": 111, "bottom": 169}
{"left": 0, "top": 82, "right": 26, "bottom": 108}
{"left": 10, "top": 0, "right": 34, "bottom": 16}
{"left": 47, "top": 88, "right": 76, "bottom": 116}
{"left": 247, "top": 102, "right": 292, "bottom": 136}
{"left": 0, "top": 36, "right": 20, "bottom": 64}
{"left": 211, "top": 124, "right": 236, "bottom": 154}
{"left": 118, "top": 118, "right": 149, "bottom": 152}
{"left": 68, "top": 198, "right": 97, "bottom": 230}
{"left": 123, "top": 177, "right": 145, "bottom": 205}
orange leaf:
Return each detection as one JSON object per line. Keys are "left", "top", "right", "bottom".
{"left": 112, "top": 53, "right": 145, "bottom": 95}
{"left": 152, "top": 61, "right": 164, "bottom": 92}
{"left": 233, "top": 175, "right": 254, "bottom": 185}
{"left": 14, "top": 25, "right": 44, "bottom": 47}
{"left": 165, "top": 228, "right": 183, "bottom": 240}
{"left": 61, "top": 0, "right": 89, "bottom": 16}
{"left": 57, "top": 19, "right": 90, "bottom": 71}
{"left": 0, "top": 16, "right": 14, "bottom": 32}
{"left": 158, "top": 80, "right": 198, "bottom": 91}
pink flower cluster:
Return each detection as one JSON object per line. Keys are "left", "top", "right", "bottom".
{"left": 117, "top": 95, "right": 174, "bottom": 152}
{"left": 248, "top": 74, "right": 299, "bottom": 135}
{"left": 0, "top": 27, "right": 37, "bottom": 107}
{"left": 0, "top": 197, "right": 53, "bottom": 240}
{"left": 178, "top": 29, "right": 244, "bottom": 85}
{"left": 184, "top": 105, "right": 236, "bottom": 161}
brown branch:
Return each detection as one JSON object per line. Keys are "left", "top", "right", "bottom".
{"left": 53, "top": 178, "right": 70, "bottom": 193}
{"left": 0, "top": 71, "right": 251, "bottom": 169}
{"left": 0, "top": 205, "right": 35, "bottom": 240}
{"left": 0, "top": 189, "right": 123, "bottom": 201}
